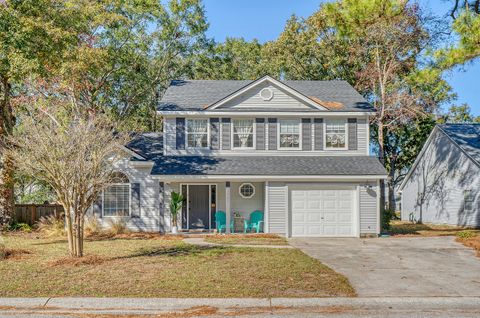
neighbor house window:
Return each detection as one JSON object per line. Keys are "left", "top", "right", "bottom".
{"left": 186, "top": 119, "right": 208, "bottom": 148}
{"left": 278, "top": 119, "right": 300, "bottom": 149}
{"left": 239, "top": 183, "right": 255, "bottom": 199}
{"left": 233, "top": 119, "right": 254, "bottom": 149}
{"left": 326, "top": 120, "right": 347, "bottom": 149}
{"left": 103, "top": 172, "right": 130, "bottom": 217}
{"left": 464, "top": 190, "right": 474, "bottom": 211}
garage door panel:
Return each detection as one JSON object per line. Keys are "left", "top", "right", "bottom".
{"left": 291, "top": 188, "right": 355, "bottom": 237}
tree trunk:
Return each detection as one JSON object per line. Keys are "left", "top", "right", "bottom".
{"left": 377, "top": 123, "right": 386, "bottom": 215}
{"left": 64, "top": 206, "right": 75, "bottom": 256}
{"left": 0, "top": 77, "right": 15, "bottom": 228}
{"left": 388, "top": 158, "right": 396, "bottom": 213}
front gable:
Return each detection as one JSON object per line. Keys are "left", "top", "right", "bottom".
{"left": 205, "top": 76, "right": 327, "bottom": 112}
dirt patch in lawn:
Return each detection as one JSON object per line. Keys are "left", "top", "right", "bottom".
{"left": 456, "top": 235, "right": 480, "bottom": 257}
{"left": 204, "top": 234, "right": 288, "bottom": 246}
{"left": 389, "top": 221, "right": 480, "bottom": 237}
{"left": 0, "top": 233, "right": 354, "bottom": 298}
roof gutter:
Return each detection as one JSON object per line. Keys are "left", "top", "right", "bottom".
{"left": 157, "top": 111, "right": 374, "bottom": 117}
{"left": 152, "top": 174, "right": 387, "bottom": 182}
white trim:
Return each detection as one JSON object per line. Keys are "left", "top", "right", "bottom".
{"left": 264, "top": 181, "right": 269, "bottom": 233}
{"left": 366, "top": 114, "right": 371, "bottom": 155}
{"left": 154, "top": 175, "right": 388, "bottom": 182}
{"left": 159, "top": 111, "right": 372, "bottom": 117}
{"left": 238, "top": 182, "right": 255, "bottom": 199}
{"left": 287, "top": 185, "right": 359, "bottom": 238}
{"left": 179, "top": 183, "right": 217, "bottom": 230}
{"left": 377, "top": 179, "right": 381, "bottom": 235}
{"left": 121, "top": 145, "right": 146, "bottom": 160}
{"left": 205, "top": 76, "right": 327, "bottom": 111}
{"left": 185, "top": 118, "right": 210, "bottom": 150}
{"left": 277, "top": 119, "right": 302, "bottom": 150}
{"left": 101, "top": 183, "right": 131, "bottom": 218}
{"left": 324, "top": 119, "right": 348, "bottom": 151}
{"left": 231, "top": 118, "right": 256, "bottom": 150}
{"left": 129, "top": 161, "right": 154, "bottom": 168}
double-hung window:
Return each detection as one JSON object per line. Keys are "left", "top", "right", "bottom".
{"left": 233, "top": 119, "right": 254, "bottom": 149}
{"left": 103, "top": 173, "right": 130, "bottom": 217}
{"left": 278, "top": 119, "right": 301, "bottom": 149}
{"left": 325, "top": 120, "right": 347, "bottom": 149}
{"left": 186, "top": 119, "right": 208, "bottom": 148}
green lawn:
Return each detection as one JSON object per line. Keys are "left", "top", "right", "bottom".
{"left": 204, "top": 234, "right": 288, "bottom": 246}
{"left": 0, "top": 233, "right": 354, "bottom": 298}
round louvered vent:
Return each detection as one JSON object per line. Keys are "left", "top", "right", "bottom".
{"left": 259, "top": 88, "right": 274, "bottom": 101}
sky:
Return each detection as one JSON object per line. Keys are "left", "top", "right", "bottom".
{"left": 202, "top": 0, "right": 480, "bottom": 116}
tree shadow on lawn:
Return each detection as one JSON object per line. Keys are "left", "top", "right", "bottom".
{"left": 119, "top": 244, "right": 230, "bottom": 259}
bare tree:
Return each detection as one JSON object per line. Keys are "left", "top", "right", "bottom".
{"left": 7, "top": 91, "right": 129, "bottom": 257}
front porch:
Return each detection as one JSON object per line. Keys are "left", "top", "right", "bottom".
{"left": 167, "top": 182, "right": 266, "bottom": 234}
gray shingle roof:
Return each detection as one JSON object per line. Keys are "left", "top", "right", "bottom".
{"left": 439, "top": 124, "right": 480, "bottom": 165}
{"left": 158, "top": 79, "right": 372, "bottom": 112}
{"left": 126, "top": 133, "right": 387, "bottom": 176}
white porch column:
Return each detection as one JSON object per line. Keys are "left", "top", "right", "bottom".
{"left": 225, "top": 181, "right": 231, "bottom": 234}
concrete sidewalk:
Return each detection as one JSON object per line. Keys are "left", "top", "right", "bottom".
{"left": 1, "top": 297, "right": 480, "bottom": 317}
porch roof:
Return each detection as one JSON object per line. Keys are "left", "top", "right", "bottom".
{"left": 126, "top": 133, "right": 387, "bottom": 177}
{"left": 149, "top": 155, "right": 386, "bottom": 176}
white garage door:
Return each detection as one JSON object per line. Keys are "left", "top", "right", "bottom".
{"left": 291, "top": 189, "right": 356, "bottom": 237}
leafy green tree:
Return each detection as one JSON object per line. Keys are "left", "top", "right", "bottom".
{"left": 442, "top": 104, "right": 480, "bottom": 123}
{"left": 0, "top": 0, "right": 99, "bottom": 226}
{"left": 190, "top": 38, "right": 269, "bottom": 80}
{"left": 435, "top": 1, "right": 480, "bottom": 68}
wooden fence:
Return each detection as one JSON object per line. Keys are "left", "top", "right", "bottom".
{"left": 15, "top": 204, "right": 64, "bottom": 225}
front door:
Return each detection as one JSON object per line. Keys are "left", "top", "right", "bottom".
{"left": 188, "top": 185, "right": 210, "bottom": 229}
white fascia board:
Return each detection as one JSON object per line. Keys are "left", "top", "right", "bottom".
{"left": 120, "top": 145, "right": 146, "bottom": 160}
{"left": 130, "top": 161, "right": 154, "bottom": 167}
{"left": 152, "top": 175, "right": 388, "bottom": 182}
{"left": 158, "top": 111, "right": 373, "bottom": 117}
{"left": 205, "top": 75, "right": 327, "bottom": 111}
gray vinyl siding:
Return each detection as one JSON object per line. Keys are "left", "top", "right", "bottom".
{"left": 401, "top": 129, "right": 480, "bottom": 227}
{"left": 267, "top": 182, "right": 287, "bottom": 235}
{"left": 219, "top": 82, "right": 317, "bottom": 111}
{"left": 163, "top": 116, "right": 369, "bottom": 156}
{"left": 360, "top": 183, "right": 378, "bottom": 234}
{"left": 92, "top": 157, "right": 162, "bottom": 232}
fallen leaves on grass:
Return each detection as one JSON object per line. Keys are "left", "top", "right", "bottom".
{"left": 456, "top": 236, "right": 480, "bottom": 257}
{"left": 48, "top": 254, "right": 109, "bottom": 267}
{"left": 204, "top": 234, "right": 288, "bottom": 246}
{"left": 0, "top": 248, "right": 32, "bottom": 260}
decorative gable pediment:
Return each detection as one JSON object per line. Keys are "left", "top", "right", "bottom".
{"left": 204, "top": 76, "right": 327, "bottom": 111}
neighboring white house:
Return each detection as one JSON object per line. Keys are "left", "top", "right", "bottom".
{"left": 91, "top": 75, "right": 388, "bottom": 237}
{"left": 399, "top": 124, "right": 480, "bottom": 227}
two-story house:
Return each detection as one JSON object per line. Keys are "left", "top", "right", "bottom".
{"left": 91, "top": 76, "right": 387, "bottom": 237}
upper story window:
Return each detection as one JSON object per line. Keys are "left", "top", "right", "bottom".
{"left": 279, "top": 119, "right": 300, "bottom": 149}
{"left": 186, "top": 119, "right": 209, "bottom": 148}
{"left": 233, "top": 119, "right": 254, "bottom": 149}
{"left": 325, "top": 120, "right": 347, "bottom": 149}
{"left": 103, "top": 172, "right": 130, "bottom": 217}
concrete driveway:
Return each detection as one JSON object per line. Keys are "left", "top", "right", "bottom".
{"left": 289, "top": 236, "right": 480, "bottom": 297}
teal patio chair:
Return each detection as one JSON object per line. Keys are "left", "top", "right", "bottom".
{"left": 214, "top": 211, "right": 234, "bottom": 233}
{"left": 247, "top": 210, "right": 264, "bottom": 233}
